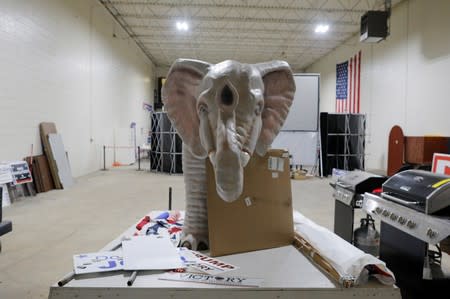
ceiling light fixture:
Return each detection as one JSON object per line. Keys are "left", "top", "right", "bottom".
{"left": 315, "top": 24, "right": 329, "bottom": 33}
{"left": 176, "top": 21, "right": 189, "bottom": 31}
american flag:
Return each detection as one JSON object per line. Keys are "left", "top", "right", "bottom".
{"left": 336, "top": 51, "right": 361, "bottom": 113}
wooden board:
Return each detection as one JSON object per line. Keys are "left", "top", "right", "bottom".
{"left": 40, "top": 122, "right": 62, "bottom": 189}
{"left": 36, "top": 155, "right": 55, "bottom": 192}
{"left": 405, "top": 136, "right": 449, "bottom": 164}
{"left": 27, "top": 155, "right": 55, "bottom": 193}
{"left": 25, "top": 156, "right": 42, "bottom": 193}
{"left": 387, "top": 125, "right": 404, "bottom": 176}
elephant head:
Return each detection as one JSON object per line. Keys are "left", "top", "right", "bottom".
{"left": 162, "top": 59, "right": 295, "bottom": 202}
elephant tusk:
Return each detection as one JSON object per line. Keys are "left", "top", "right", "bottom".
{"left": 208, "top": 151, "right": 216, "bottom": 166}
{"left": 240, "top": 151, "right": 250, "bottom": 167}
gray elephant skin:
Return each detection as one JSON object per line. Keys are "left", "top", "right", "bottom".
{"left": 162, "top": 59, "right": 295, "bottom": 250}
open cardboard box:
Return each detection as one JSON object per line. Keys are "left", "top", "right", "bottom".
{"left": 207, "top": 149, "right": 294, "bottom": 257}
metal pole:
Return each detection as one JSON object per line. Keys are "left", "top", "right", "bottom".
{"left": 127, "top": 271, "right": 138, "bottom": 286}
{"left": 102, "top": 145, "right": 106, "bottom": 171}
{"left": 168, "top": 187, "right": 172, "bottom": 210}
{"left": 57, "top": 271, "right": 75, "bottom": 287}
{"left": 137, "top": 146, "right": 141, "bottom": 171}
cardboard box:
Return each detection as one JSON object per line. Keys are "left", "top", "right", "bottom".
{"left": 207, "top": 149, "right": 294, "bottom": 257}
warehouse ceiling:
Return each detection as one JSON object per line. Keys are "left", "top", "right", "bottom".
{"left": 99, "top": 0, "right": 401, "bottom": 71}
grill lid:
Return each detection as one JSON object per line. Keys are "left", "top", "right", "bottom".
{"left": 382, "top": 169, "right": 450, "bottom": 214}
{"left": 336, "top": 170, "right": 386, "bottom": 194}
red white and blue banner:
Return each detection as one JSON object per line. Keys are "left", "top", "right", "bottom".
{"left": 336, "top": 51, "right": 361, "bottom": 113}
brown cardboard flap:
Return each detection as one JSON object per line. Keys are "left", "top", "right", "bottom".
{"left": 207, "top": 149, "right": 294, "bottom": 257}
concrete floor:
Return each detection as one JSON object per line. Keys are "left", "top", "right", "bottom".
{"left": 0, "top": 163, "right": 367, "bottom": 299}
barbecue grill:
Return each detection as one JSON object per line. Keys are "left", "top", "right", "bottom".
{"left": 331, "top": 170, "right": 386, "bottom": 244}
{"left": 363, "top": 169, "right": 450, "bottom": 299}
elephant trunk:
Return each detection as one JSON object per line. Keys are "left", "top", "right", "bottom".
{"left": 213, "top": 114, "right": 245, "bottom": 202}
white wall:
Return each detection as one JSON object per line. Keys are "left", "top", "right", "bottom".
{"left": 306, "top": 0, "right": 450, "bottom": 173}
{"left": 0, "top": 0, "right": 155, "bottom": 177}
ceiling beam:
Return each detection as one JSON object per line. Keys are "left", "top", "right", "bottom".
{"left": 118, "top": 14, "right": 359, "bottom": 26}
{"left": 102, "top": 1, "right": 370, "bottom": 14}
{"left": 140, "top": 38, "right": 337, "bottom": 49}
{"left": 129, "top": 26, "right": 353, "bottom": 38}
{"left": 142, "top": 44, "right": 331, "bottom": 52}
{"left": 137, "top": 35, "right": 343, "bottom": 45}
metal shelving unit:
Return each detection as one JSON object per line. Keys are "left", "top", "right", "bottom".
{"left": 320, "top": 113, "right": 366, "bottom": 176}
{"left": 149, "top": 112, "right": 183, "bottom": 174}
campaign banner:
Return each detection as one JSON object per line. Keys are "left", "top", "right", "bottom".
{"left": 188, "top": 251, "right": 239, "bottom": 275}
{"left": 159, "top": 272, "right": 263, "bottom": 287}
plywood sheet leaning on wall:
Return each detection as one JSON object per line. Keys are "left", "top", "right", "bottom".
{"left": 39, "top": 122, "right": 62, "bottom": 189}
{"left": 48, "top": 134, "right": 74, "bottom": 189}
{"left": 26, "top": 155, "right": 55, "bottom": 193}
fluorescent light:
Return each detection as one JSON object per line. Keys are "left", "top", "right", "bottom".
{"left": 315, "top": 24, "right": 329, "bottom": 33}
{"left": 176, "top": 21, "right": 189, "bottom": 31}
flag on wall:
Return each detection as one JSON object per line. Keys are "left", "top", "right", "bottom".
{"left": 336, "top": 51, "right": 361, "bottom": 113}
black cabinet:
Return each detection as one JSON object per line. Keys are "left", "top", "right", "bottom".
{"left": 320, "top": 113, "right": 365, "bottom": 176}
{"left": 150, "top": 112, "right": 183, "bottom": 174}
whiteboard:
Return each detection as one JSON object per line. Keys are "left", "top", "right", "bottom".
{"left": 282, "top": 74, "right": 320, "bottom": 131}
{"left": 272, "top": 131, "right": 318, "bottom": 166}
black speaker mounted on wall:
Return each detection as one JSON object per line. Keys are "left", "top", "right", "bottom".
{"left": 360, "top": 11, "right": 389, "bottom": 43}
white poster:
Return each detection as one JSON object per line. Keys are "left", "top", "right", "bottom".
{"left": 0, "top": 164, "right": 13, "bottom": 185}
{"left": 122, "top": 235, "right": 184, "bottom": 270}
{"left": 1, "top": 184, "right": 11, "bottom": 207}
{"left": 73, "top": 250, "right": 123, "bottom": 274}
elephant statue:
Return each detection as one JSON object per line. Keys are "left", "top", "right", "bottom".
{"left": 162, "top": 59, "right": 295, "bottom": 250}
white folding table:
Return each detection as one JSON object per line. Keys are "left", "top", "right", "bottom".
{"left": 48, "top": 216, "right": 401, "bottom": 299}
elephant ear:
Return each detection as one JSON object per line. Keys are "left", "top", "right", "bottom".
{"left": 254, "top": 61, "right": 296, "bottom": 156}
{"left": 162, "top": 59, "right": 211, "bottom": 158}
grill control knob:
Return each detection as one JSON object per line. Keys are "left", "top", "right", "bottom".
{"left": 375, "top": 207, "right": 383, "bottom": 214}
{"left": 382, "top": 210, "right": 390, "bottom": 217}
{"left": 426, "top": 228, "right": 438, "bottom": 239}
{"left": 390, "top": 213, "right": 398, "bottom": 221}
{"left": 398, "top": 217, "right": 407, "bottom": 225}
{"left": 406, "top": 220, "right": 416, "bottom": 229}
